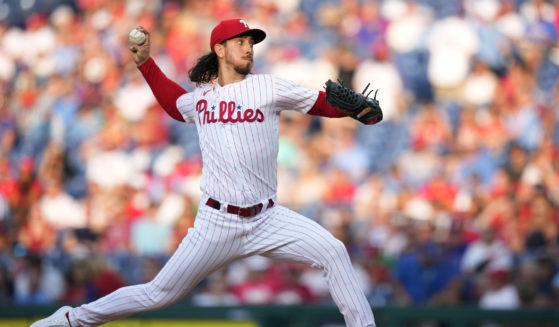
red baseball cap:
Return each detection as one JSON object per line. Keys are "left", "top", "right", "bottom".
{"left": 210, "top": 19, "right": 266, "bottom": 51}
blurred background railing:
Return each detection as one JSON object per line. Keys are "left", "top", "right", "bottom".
{"left": 2, "top": 304, "right": 559, "bottom": 327}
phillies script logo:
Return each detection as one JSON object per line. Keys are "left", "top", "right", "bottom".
{"left": 196, "top": 100, "right": 264, "bottom": 125}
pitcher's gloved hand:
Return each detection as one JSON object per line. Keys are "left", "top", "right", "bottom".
{"left": 324, "top": 79, "right": 383, "bottom": 125}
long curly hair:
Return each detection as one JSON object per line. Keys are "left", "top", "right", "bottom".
{"left": 188, "top": 51, "right": 219, "bottom": 85}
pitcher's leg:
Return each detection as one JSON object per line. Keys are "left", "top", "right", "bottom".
{"left": 70, "top": 208, "right": 244, "bottom": 327}
{"left": 252, "top": 206, "right": 375, "bottom": 327}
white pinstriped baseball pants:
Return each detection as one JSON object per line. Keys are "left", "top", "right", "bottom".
{"left": 69, "top": 196, "right": 376, "bottom": 327}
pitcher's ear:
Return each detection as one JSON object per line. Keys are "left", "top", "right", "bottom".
{"left": 214, "top": 43, "right": 225, "bottom": 58}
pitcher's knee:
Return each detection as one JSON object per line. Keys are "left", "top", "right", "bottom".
{"left": 326, "top": 238, "right": 350, "bottom": 261}
{"left": 141, "top": 282, "right": 175, "bottom": 309}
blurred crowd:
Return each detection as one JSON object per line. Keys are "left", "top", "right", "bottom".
{"left": 0, "top": 0, "right": 558, "bottom": 311}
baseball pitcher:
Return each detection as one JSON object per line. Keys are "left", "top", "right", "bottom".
{"left": 31, "top": 19, "right": 382, "bottom": 327}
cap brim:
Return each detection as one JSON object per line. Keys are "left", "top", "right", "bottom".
{"left": 234, "top": 29, "right": 266, "bottom": 45}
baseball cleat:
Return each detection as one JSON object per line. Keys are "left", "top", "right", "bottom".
{"left": 30, "top": 306, "right": 73, "bottom": 327}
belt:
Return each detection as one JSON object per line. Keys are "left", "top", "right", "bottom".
{"left": 206, "top": 198, "right": 274, "bottom": 218}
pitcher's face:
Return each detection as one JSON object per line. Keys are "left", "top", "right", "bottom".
{"left": 222, "top": 35, "right": 255, "bottom": 75}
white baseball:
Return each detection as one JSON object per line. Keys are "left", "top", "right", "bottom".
{"left": 128, "top": 29, "right": 146, "bottom": 45}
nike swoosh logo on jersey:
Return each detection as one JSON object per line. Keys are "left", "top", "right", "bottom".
{"left": 203, "top": 89, "right": 211, "bottom": 96}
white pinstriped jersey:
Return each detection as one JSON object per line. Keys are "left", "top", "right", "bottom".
{"left": 67, "top": 70, "right": 377, "bottom": 327}
{"left": 176, "top": 74, "right": 318, "bottom": 206}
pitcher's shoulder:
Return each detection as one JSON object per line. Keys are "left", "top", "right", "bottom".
{"left": 246, "top": 73, "right": 278, "bottom": 86}
{"left": 196, "top": 84, "right": 214, "bottom": 93}
{"left": 251, "top": 73, "right": 274, "bottom": 79}
{"left": 179, "top": 84, "right": 212, "bottom": 100}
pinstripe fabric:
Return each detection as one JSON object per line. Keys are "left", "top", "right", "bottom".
{"left": 71, "top": 199, "right": 246, "bottom": 326}
{"left": 241, "top": 205, "right": 376, "bottom": 327}
{"left": 70, "top": 201, "right": 375, "bottom": 327}
{"left": 69, "top": 74, "right": 376, "bottom": 327}
{"left": 175, "top": 74, "right": 317, "bottom": 207}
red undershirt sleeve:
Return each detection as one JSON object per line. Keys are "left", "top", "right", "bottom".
{"left": 137, "top": 57, "right": 187, "bottom": 122}
{"left": 307, "top": 91, "right": 347, "bottom": 118}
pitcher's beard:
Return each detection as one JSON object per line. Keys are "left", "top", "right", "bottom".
{"left": 234, "top": 61, "right": 253, "bottom": 75}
